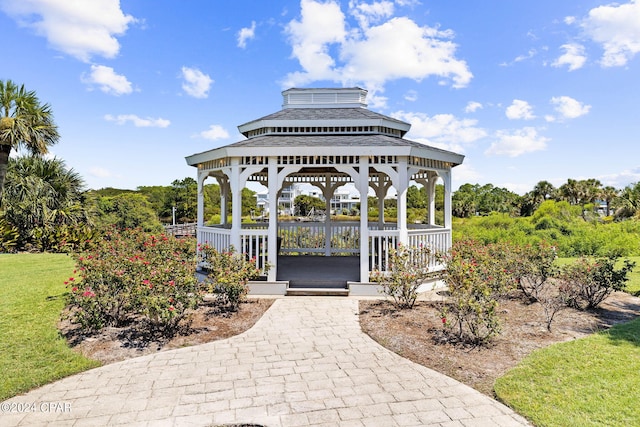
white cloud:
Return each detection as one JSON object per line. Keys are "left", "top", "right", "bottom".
{"left": 283, "top": 0, "right": 472, "bottom": 96}
{"left": 194, "top": 125, "right": 230, "bottom": 141}
{"left": 505, "top": 99, "right": 535, "bottom": 120}
{"left": 581, "top": 0, "right": 640, "bottom": 67}
{"left": 82, "top": 65, "right": 133, "bottom": 95}
{"left": 349, "top": 0, "right": 394, "bottom": 28}
{"left": 89, "top": 166, "right": 117, "bottom": 178}
{"left": 452, "top": 163, "right": 481, "bottom": 187}
{"left": 464, "top": 101, "right": 483, "bottom": 113}
{"left": 550, "top": 96, "right": 591, "bottom": 119}
{"left": 0, "top": 0, "right": 136, "bottom": 62}
{"left": 180, "top": 67, "right": 213, "bottom": 99}
{"left": 393, "top": 111, "right": 487, "bottom": 153}
{"left": 237, "top": 21, "right": 256, "bottom": 48}
{"left": 552, "top": 43, "right": 587, "bottom": 71}
{"left": 404, "top": 90, "right": 418, "bottom": 102}
{"left": 104, "top": 114, "right": 170, "bottom": 128}
{"left": 485, "top": 127, "right": 549, "bottom": 157}
{"left": 564, "top": 16, "right": 577, "bottom": 25}
{"left": 283, "top": 0, "right": 346, "bottom": 86}
{"left": 598, "top": 167, "right": 640, "bottom": 189}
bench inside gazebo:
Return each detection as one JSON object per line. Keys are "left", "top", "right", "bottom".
{"left": 185, "top": 87, "right": 464, "bottom": 296}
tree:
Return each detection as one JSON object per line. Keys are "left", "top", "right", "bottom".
{"left": 614, "top": 182, "right": 640, "bottom": 219}
{"left": 1, "top": 155, "right": 91, "bottom": 250}
{"left": 0, "top": 80, "right": 59, "bottom": 197}
{"left": 599, "top": 186, "right": 619, "bottom": 217}
{"left": 294, "top": 194, "right": 325, "bottom": 216}
{"left": 94, "top": 193, "right": 163, "bottom": 232}
{"left": 166, "top": 177, "right": 198, "bottom": 223}
{"left": 532, "top": 180, "right": 556, "bottom": 205}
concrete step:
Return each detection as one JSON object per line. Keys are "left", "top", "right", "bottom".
{"left": 288, "top": 280, "right": 348, "bottom": 289}
{"left": 286, "top": 287, "right": 350, "bottom": 297}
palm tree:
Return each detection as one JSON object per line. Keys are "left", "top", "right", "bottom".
{"left": 0, "top": 80, "right": 59, "bottom": 197}
{"left": 599, "top": 186, "right": 619, "bottom": 217}
{"left": 2, "top": 156, "right": 90, "bottom": 249}
{"left": 532, "top": 180, "right": 556, "bottom": 206}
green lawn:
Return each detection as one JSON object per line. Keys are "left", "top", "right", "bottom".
{"left": 556, "top": 256, "right": 640, "bottom": 295}
{"left": 0, "top": 253, "right": 100, "bottom": 401}
{"left": 495, "top": 318, "right": 640, "bottom": 427}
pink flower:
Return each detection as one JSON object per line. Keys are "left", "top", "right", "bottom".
{"left": 82, "top": 290, "right": 95, "bottom": 298}
{"left": 168, "top": 280, "right": 175, "bottom": 287}
{"left": 168, "top": 306, "right": 175, "bottom": 311}
{"left": 72, "top": 287, "right": 78, "bottom": 292}
{"left": 441, "top": 317, "right": 447, "bottom": 324}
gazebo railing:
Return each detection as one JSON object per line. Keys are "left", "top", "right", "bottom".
{"left": 198, "top": 222, "right": 450, "bottom": 276}
{"left": 369, "top": 227, "right": 450, "bottom": 273}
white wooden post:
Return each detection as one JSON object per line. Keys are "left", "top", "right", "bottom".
{"left": 230, "top": 159, "right": 241, "bottom": 251}
{"left": 442, "top": 169, "right": 452, "bottom": 230}
{"left": 427, "top": 175, "right": 436, "bottom": 226}
{"left": 267, "top": 157, "right": 278, "bottom": 281}
{"left": 358, "top": 156, "right": 370, "bottom": 282}
{"left": 197, "top": 171, "right": 205, "bottom": 229}
{"left": 397, "top": 159, "right": 408, "bottom": 245}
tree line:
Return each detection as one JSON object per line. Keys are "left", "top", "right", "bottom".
{"left": 452, "top": 179, "right": 640, "bottom": 220}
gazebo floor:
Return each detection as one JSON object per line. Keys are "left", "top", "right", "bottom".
{"left": 276, "top": 255, "right": 360, "bottom": 288}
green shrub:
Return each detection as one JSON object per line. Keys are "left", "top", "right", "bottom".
{"left": 370, "top": 244, "right": 435, "bottom": 309}
{"left": 68, "top": 229, "right": 200, "bottom": 334}
{"left": 438, "top": 240, "right": 513, "bottom": 344}
{"left": 557, "top": 256, "right": 636, "bottom": 309}
{"left": 198, "top": 244, "right": 263, "bottom": 311}
{"left": 0, "top": 217, "right": 19, "bottom": 252}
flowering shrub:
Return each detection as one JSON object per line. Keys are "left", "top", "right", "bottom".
{"left": 438, "top": 240, "right": 518, "bottom": 344}
{"left": 198, "top": 244, "right": 264, "bottom": 311}
{"left": 370, "top": 243, "right": 436, "bottom": 309}
{"left": 509, "top": 242, "right": 558, "bottom": 303}
{"left": 557, "top": 256, "right": 636, "bottom": 309}
{"left": 67, "top": 228, "right": 201, "bottom": 333}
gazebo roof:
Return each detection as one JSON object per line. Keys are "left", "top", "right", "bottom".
{"left": 185, "top": 88, "right": 464, "bottom": 168}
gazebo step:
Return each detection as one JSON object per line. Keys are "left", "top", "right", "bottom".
{"left": 286, "top": 287, "right": 350, "bottom": 297}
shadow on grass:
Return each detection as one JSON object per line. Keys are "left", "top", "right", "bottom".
{"left": 600, "top": 317, "right": 640, "bottom": 347}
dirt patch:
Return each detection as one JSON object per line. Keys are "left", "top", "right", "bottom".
{"left": 59, "top": 299, "right": 274, "bottom": 365}
{"left": 358, "top": 290, "right": 640, "bottom": 396}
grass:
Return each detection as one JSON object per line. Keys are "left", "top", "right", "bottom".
{"left": 0, "top": 253, "right": 100, "bottom": 401}
{"left": 556, "top": 256, "right": 640, "bottom": 295}
{"left": 495, "top": 317, "right": 640, "bottom": 427}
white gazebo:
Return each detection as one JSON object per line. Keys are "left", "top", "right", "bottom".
{"left": 186, "top": 88, "right": 464, "bottom": 293}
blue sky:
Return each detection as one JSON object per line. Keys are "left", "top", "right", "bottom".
{"left": 1, "top": 0, "right": 639, "bottom": 194}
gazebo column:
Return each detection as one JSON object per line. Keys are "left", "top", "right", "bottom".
{"left": 358, "top": 156, "right": 370, "bottom": 282}
{"left": 215, "top": 175, "right": 230, "bottom": 227}
{"left": 266, "top": 157, "right": 278, "bottom": 281}
{"left": 427, "top": 174, "right": 436, "bottom": 226}
{"left": 229, "top": 159, "right": 242, "bottom": 250}
{"left": 323, "top": 177, "right": 332, "bottom": 256}
{"left": 415, "top": 172, "right": 437, "bottom": 227}
{"left": 376, "top": 185, "right": 385, "bottom": 229}
{"left": 442, "top": 169, "right": 453, "bottom": 231}
{"left": 397, "top": 159, "right": 409, "bottom": 245}
{"left": 197, "top": 171, "right": 206, "bottom": 229}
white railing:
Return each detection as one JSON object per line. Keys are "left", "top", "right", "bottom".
{"left": 198, "top": 226, "right": 231, "bottom": 251}
{"left": 369, "top": 230, "right": 398, "bottom": 273}
{"left": 278, "top": 221, "right": 360, "bottom": 255}
{"left": 198, "top": 223, "right": 451, "bottom": 276}
{"left": 369, "top": 227, "right": 450, "bottom": 273}
{"left": 240, "top": 228, "right": 269, "bottom": 275}
{"left": 197, "top": 225, "right": 270, "bottom": 276}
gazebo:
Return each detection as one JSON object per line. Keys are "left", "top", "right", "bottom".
{"left": 185, "top": 88, "right": 464, "bottom": 294}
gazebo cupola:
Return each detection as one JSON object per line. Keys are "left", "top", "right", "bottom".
{"left": 186, "top": 87, "right": 464, "bottom": 291}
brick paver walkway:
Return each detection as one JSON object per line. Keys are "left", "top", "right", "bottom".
{"left": 2, "top": 297, "right": 530, "bottom": 426}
